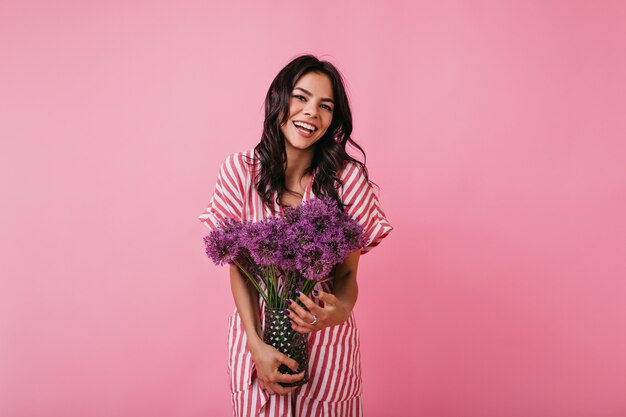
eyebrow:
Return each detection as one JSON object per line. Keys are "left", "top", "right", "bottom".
{"left": 293, "top": 87, "right": 335, "bottom": 104}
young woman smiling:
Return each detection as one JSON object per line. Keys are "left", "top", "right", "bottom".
{"left": 200, "top": 54, "right": 392, "bottom": 417}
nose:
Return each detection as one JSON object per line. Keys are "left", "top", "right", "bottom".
{"left": 303, "top": 101, "right": 318, "bottom": 117}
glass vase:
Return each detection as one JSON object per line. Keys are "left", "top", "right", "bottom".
{"left": 262, "top": 307, "right": 309, "bottom": 387}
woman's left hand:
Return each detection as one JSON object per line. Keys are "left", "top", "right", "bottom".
{"left": 286, "top": 289, "right": 349, "bottom": 334}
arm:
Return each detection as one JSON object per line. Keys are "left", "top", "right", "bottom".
{"left": 229, "top": 264, "right": 263, "bottom": 347}
{"left": 287, "top": 250, "right": 361, "bottom": 333}
{"left": 229, "top": 265, "right": 305, "bottom": 395}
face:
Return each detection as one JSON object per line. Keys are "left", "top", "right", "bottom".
{"left": 280, "top": 71, "right": 335, "bottom": 153}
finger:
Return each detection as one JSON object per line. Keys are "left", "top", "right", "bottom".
{"left": 311, "top": 289, "right": 337, "bottom": 306}
{"left": 291, "top": 320, "right": 313, "bottom": 334}
{"left": 272, "top": 383, "right": 298, "bottom": 395}
{"left": 260, "top": 380, "right": 275, "bottom": 395}
{"left": 295, "top": 289, "right": 323, "bottom": 311}
{"left": 287, "top": 295, "right": 320, "bottom": 325}
{"left": 277, "top": 352, "right": 300, "bottom": 373}
{"left": 285, "top": 308, "right": 315, "bottom": 330}
{"left": 274, "top": 369, "right": 306, "bottom": 384}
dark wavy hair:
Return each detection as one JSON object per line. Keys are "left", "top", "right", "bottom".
{"left": 245, "top": 54, "right": 374, "bottom": 213}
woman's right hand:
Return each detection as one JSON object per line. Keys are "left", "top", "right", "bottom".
{"left": 249, "top": 340, "right": 305, "bottom": 395}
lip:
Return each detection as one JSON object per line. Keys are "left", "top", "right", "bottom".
{"left": 293, "top": 120, "right": 319, "bottom": 131}
{"left": 292, "top": 121, "right": 317, "bottom": 138}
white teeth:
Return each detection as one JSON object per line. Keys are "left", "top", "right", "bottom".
{"left": 294, "top": 121, "right": 317, "bottom": 131}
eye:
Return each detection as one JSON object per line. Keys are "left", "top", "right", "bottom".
{"left": 293, "top": 94, "right": 306, "bottom": 101}
{"left": 321, "top": 104, "right": 333, "bottom": 111}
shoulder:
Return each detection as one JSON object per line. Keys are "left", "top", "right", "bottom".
{"left": 213, "top": 150, "right": 257, "bottom": 196}
{"left": 337, "top": 159, "right": 371, "bottom": 199}
{"left": 221, "top": 149, "right": 254, "bottom": 170}
{"left": 336, "top": 160, "right": 393, "bottom": 255}
{"left": 219, "top": 149, "right": 256, "bottom": 178}
{"left": 338, "top": 159, "right": 361, "bottom": 180}
{"left": 338, "top": 159, "right": 371, "bottom": 184}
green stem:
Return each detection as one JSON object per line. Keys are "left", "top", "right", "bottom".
{"left": 278, "top": 270, "right": 290, "bottom": 308}
{"left": 302, "top": 278, "right": 317, "bottom": 296}
{"left": 232, "top": 259, "right": 269, "bottom": 305}
{"left": 268, "top": 265, "right": 276, "bottom": 308}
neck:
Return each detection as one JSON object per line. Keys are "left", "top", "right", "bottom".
{"left": 284, "top": 145, "right": 314, "bottom": 180}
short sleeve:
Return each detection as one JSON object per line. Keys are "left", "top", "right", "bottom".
{"left": 339, "top": 162, "right": 393, "bottom": 255}
{"left": 198, "top": 153, "right": 246, "bottom": 231}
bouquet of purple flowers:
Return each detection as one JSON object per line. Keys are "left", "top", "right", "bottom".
{"left": 203, "top": 197, "right": 366, "bottom": 308}
{"left": 203, "top": 196, "right": 365, "bottom": 386}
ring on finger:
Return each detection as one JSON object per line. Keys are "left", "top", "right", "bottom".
{"left": 309, "top": 314, "right": 318, "bottom": 325}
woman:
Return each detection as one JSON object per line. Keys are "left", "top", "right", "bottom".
{"left": 199, "top": 54, "right": 392, "bottom": 416}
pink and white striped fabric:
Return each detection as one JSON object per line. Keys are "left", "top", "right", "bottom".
{"left": 199, "top": 150, "right": 392, "bottom": 416}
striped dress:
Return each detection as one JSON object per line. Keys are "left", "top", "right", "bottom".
{"left": 199, "top": 150, "right": 393, "bottom": 417}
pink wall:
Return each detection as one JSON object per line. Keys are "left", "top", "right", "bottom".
{"left": 2, "top": 1, "right": 625, "bottom": 416}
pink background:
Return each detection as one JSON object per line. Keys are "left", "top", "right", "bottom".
{"left": 2, "top": 1, "right": 626, "bottom": 416}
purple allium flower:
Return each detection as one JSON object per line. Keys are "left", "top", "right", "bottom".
{"left": 203, "top": 196, "right": 366, "bottom": 305}
{"left": 277, "top": 227, "right": 299, "bottom": 271}
{"left": 285, "top": 196, "right": 366, "bottom": 281}
{"left": 298, "top": 198, "right": 335, "bottom": 232}
{"left": 283, "top": 204, "right": 302, "bottom": 225}
{"left": 244, "top": 216, "right": 284, "bottom": 266}
{"left": 203, "top": 218, "right": 245, "bottom": 266}
{"left": 295, "top": 241, "right": 334, "bottom": 281}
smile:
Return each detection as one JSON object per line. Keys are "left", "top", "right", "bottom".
{"left": 293, "top": 121, "right": 318, "bottom": 133}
